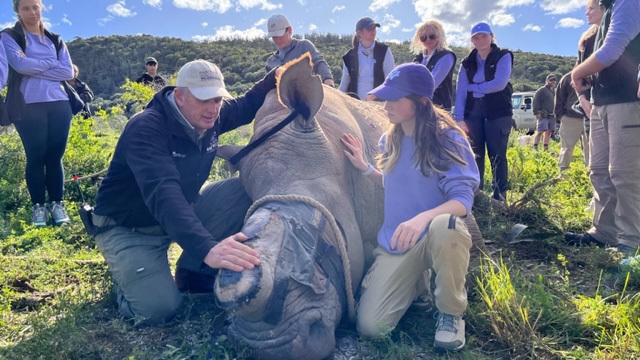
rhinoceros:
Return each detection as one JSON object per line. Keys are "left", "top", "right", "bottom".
{"left": 194, "top": 54, "right": 386, "bottom": 359}
{"left": 198, "top": 55, "right": 485, "bottom": 359}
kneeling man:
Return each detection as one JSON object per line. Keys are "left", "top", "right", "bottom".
{"left": 93, "top": 60, "right": 277, "bottom": 324}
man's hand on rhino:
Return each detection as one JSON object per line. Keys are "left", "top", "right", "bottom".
{"left": 204, "top": 232, "right": 261, "bottom": 272}
{"left": 341, "top": 133, "right": 368, "bottom": 172}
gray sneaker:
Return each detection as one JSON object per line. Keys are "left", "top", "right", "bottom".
{"left": 434, "top": 312, "right": 465, "bottom": 351}
{"left": 49, "top": 201, "right": 70, "bottom": 225}
{"left": 31, "top": 204, "right": 49, "bottom": 227}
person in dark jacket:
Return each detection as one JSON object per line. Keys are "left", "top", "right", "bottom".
{"left": 532, "top": 74, "right": 557, "bottom": 151}
{"left": 92, "top": 59, "right": 278, "bottom": 324}
{"left": 410, "top": 19, "right": 456, "bottom": 112}
{"left": 338, "top": 17, "right": 395, "bottom": 100}
{"left": 135, "top": 56, "right": 167, "bottom": 91}
{"left": 66, "top": 65, "right": 93, "bottom": 118}
{"left": 454, "top": 22, "right": 513, "bottom": 201}
{"left": 566, "top": 0, "right": 640, "bottom": 259}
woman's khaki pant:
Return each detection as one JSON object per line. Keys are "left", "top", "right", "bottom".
{"left": 357, "top": 214, "right": 472, "bottom": 337}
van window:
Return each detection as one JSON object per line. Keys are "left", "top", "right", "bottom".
{"left": 511, "top": 96, "right": 522, "bottom": 110}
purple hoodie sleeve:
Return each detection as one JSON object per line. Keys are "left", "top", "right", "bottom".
{"left": 0, "top": 38, "right": 7, "bottom": 88}
{"left": 438, "top": 131, "right": 480, "bottom": 215}
{"left": 454, "top": 65, "right": 470, "bottom": 121}
{"left": 1, "top": 33, "right": 58, "bottom": 75}
{"left": 466, "top": 54, "right": 512, "bottom": 94}
{"left": 431, "top": 53, "right": 455, "bottom": 88}
{"left": 36, "top": 39, "right": 73, "bottom": 81}
{"left": 594, "top": 0, "right": 640, "bottom": 67}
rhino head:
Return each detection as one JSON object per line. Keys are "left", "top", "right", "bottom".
{"left": 209, "top": 54, "right": 388, "bottom": 360}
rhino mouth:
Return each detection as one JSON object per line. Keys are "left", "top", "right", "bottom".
{"left": 214, "top": 200, "right": 348, "bottom": 360}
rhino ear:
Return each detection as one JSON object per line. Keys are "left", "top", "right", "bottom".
{"left": 216, "top": 144, "right": 244, "bottom": 175}
{"left": 278, "top": 52, "right": 324, "bottom": 120}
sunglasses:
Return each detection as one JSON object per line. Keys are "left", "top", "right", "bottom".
{"left": 420, "top": 34, "right": 437, "bottom": 42}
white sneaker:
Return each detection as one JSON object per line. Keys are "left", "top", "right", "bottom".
{"left": 434, "top": 312, "right": 465, "bottom": 351}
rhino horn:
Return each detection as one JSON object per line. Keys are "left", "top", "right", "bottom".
{"left": 277, "top": 53, "right": 324, "bottom": 130}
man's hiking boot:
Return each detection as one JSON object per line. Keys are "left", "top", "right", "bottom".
{"left": 31, "top": 204, "right": 49, "bottom": 227}
{"left": 175, "top": 268, "right": 216, "bottom": 294}
{"left": 434, "top": 312, "right": 465, "bottom": 351}
{"left": 49, "top": 201, "right": 71, "bottom": 225}
{"left": 564, "top": 232, "right": 605, "bottom": 247}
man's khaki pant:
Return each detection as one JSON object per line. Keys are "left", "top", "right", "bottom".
{"left": 558, "top": 116, "right": 589, "bottom": 170}
{"left": 588, "top": 102, "right": 640, "bottom": 249}
{"left": 357, "top": 214, "right": 471, "bottom": 337}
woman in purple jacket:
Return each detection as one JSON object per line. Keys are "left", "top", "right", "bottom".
{"left": 2, "top": 0, "right": 74, "bottom": 226}
{"left": 454, "top": 22, "right": 513, "bottom": 201}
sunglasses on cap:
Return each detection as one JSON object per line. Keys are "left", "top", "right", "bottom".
{"left": 420, "top": 34, "right": 437, "bottom": 42}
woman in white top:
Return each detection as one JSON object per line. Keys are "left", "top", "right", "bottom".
{"left": 338, "top": 17, "right": 395, "bottom": 100}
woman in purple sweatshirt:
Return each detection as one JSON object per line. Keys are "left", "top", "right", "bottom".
{"left": 342, "top": 63, "right": 479, "bottom": 351}
{"left": 2, "top": 0, "right": 74, "bottom": 226}
{"left": 454, "top": 22, "right": 513, "bottom": 201}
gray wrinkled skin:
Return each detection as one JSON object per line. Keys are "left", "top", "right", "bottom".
{"left": 211, "top": 56, "right": 389, "bottom": 360}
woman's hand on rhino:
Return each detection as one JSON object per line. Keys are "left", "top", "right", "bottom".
{"left": 390, "top": 213, "right": 432, "bottom": 253}
{"left": 341, "top": 133, "right": 368, "bottom": 171}
{"left": 204, "top": 232, "right": 261, "bottom": 272}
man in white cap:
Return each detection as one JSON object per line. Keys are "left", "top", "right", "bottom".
{"left": 92, "top": 59, "right": 278, "bottom": 324}
{"left": 265, "top": 14, "right": 334, "bottom": 86}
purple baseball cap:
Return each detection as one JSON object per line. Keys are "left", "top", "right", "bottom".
{"left": 369, "top": 63, "right": 435, "bottom": 101}
{"left": 471, "top": 22, "right": 492, "bottom": 37}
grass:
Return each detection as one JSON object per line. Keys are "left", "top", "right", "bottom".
{"left": 1, "top": 110, "right": 639, "bottom": 359}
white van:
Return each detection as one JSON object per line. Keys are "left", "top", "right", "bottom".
{"left": 511, "top": 91, "right": 536, "bottom": 133}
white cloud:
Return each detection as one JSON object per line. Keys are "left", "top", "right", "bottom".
{"left": 0, "top": 21, "right": 13, "bottom": 29}
{"left": 540, "top": 0, "right": 584, "bottom": 15}
{"left": 411, "top": 0, "right": 534, "bottom": 46}
{"left": 173, "top": 0, "right": 232, "bottom": 13}
{"left": 332, "top": 5, "right": 345, "bottom": 13}
{"left": 237, "top": 0, "right": 280, "bottom": 11}
{"left": 62, "top": 14, "right": 72, "bottom": 26}
{"left": 254, "top": 18, "right": 266, "bottom": 26}
{"left": 107, "top": 1, "right": 137, "bottom": 17}
{"left": 193, "top": 25, "right": 266, "bottom": 41}
{"left": 309, "top": 23, "right": 318, "bottom": 32}
{"left": 369, "top": 0, "right": 400, "bottom": 12}
{"left": 380, "top": 13, "right": 400, "bottom": 34}
{"left": 556, "top": 17, "right": 584, "bottom": 28}
{"left": 201, "top": 21, "right": 208, "bottom": 27}
{"left": 298, "top": 0, "right": 307, "bottom": 5}
{"left": 523, "top": 24, "right": 542, "bottom": 32}
{"left": 143, "top": 0, "right": 162, "bottom": 8}
{"left": 401, "top": 27, "right": 414, "bottom": 33}
{"left": 489, "top": 11, "right": 515, "bottom": 26}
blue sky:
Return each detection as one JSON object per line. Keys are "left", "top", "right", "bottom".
{"left": 1, "top": 0, "right": 591, "bottom": 57}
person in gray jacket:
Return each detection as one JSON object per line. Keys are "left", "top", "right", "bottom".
{"left": 265, "top": 14, "right": 334, "bottom": 86}
{"left": 532, "top": 74, "right": 557, "bottom": 151}
{"left": 555, "top": 71, "right": 588, "bottom": 171}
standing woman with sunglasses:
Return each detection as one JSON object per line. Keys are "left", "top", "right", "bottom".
{"left": 454, "top": 22, "right": 513, "bottom": 201}
{"left": 2, "top": 0, "right": 74, "bottom": 226}
{"left": 339, "top": 17, "right": 395, "bottom": 101}
{"left": 410, "top": 20, "right": 456, "bottom": 112}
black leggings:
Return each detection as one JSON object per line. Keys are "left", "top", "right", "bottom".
{"left": 14, "top": 101, "right": 73, "bottom": 205}
{"left": 465, "top": 100, "right": 512, "bottom": 199}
